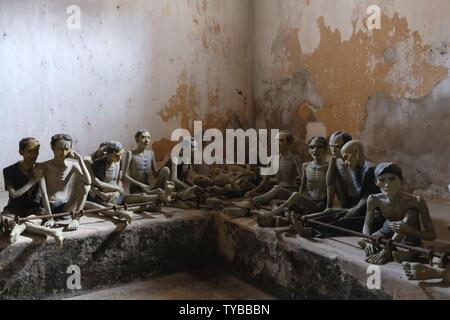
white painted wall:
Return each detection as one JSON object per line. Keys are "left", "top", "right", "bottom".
{"left": 0, "top": 0, "right": 252, "bottom": 189}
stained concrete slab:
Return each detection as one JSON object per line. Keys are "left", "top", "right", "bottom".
{"left": 1, "top": 191, "right": 448, "bottom": 242}
{"left": 0, "top": 202, "right": 217, "bottom": 300}
{"left": 1, "top": 191, "right": 450, "bottom": 300}
{"left": 215, "top": 212, "right": 450, "bottom": 300}
{"left": 67, "top": 267, "right": 275, "bottom": 300}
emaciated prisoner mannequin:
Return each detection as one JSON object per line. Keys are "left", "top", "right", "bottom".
{"left": 39, "top": 134, "right": 91, "bottom": 231}
{"left": 234, "top": 130, "right": 301, "bottom": 210}
{"left": 257, "top": 137, "right": 328, "bottom": 227}
{"left": 359, "top": 163, "right": 436, "bottom": 265}
{"left": 122, "top": 130, "right": 170, "bottom": 198}
{"left": 324, "top": 131, "right": 359, "bottom": 209}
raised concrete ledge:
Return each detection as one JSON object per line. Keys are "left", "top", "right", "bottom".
{"left": 0, "top": 209, "right": 217, "bottom": 300}
{"left": 215, "top": 213, "right": 450, "bottom": 300}
{"left": 1, "top": 195, "right": 450, "bottom": 300}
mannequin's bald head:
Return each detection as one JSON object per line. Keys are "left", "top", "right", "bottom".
{"left": 341, "top": 140, "right": 365, "bottom": 170}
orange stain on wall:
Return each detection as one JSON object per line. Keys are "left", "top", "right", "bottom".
{"left": 271, "top": 14, "right": 448, "bottom": 136}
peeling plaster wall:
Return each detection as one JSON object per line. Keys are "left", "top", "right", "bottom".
{"left": 0, "top": 0, "right": 252, "bottom": 189}
{"left": 253, "top": 0, "right": 450, "bottom": 194}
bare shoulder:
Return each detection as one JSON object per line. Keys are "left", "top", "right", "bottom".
{"left": 84, "top": 156, "right": 93, "bottom": 165}
{"left": 402, "top": 192, "right": 426, "bottom": 207}
{"left": 37, "top": 160, "right": 53, "bottom": 171}
{"left": 35, "top": 162, "right": 47, "bottom": 169}
{"left": 368, "top": 193, "right": 384, "bottom": 204}
{"left": 66, "top": 159, "right": 81, "bottom": 170}
{"left": 124, "top": 150, "right": 133, "bottom": 161}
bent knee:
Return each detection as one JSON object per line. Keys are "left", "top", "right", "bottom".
{"left": 272, "top": 185, "right": 283, "bottom": 192}
{"left": 159, "top": 166, "right": 170, "bottom": 177}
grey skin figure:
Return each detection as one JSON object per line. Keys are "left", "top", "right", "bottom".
{"left": 359, "top": 163, "right": 436, "bottom": 265}
{"left": 38, "top": 134, "right": 91, "bottom": 231}
{"left": 84, "top": 142, "right": 134, "bottom": 223}
{"left": 257, "top": 137, "right": 329, "bottom": 228}
{"left": 122, "top": 129, "right": 172, "bottom": 200}
{"left": 324, "top": 131, "right": 359, "bottom": 209}
{"left": 234, "top": 130, "right": 302, "bottom": 210}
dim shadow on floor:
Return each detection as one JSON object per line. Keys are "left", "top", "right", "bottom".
{"left": 66, "top": 265, "right": 275, "bottom": 300}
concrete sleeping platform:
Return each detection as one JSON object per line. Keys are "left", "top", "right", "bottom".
{"left": 0, "top": 192, "right": 450, "bottom": 300}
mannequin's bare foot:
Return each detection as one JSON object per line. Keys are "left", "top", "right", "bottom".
{"left": 290, "top": 214, "right": 313, "bottom": 237}
{"left": 402, "top": 262, "right": 446, "bottom": 281}
{"left": 53, "top": 230, "right": 65, "bottom": 248}
{"left": 65, "top": 219, "right": 80, "bottom": 231}
{"left": 10, "top": 224, "right": 26, "bottom": 243}
{"left": 118, "top": 210, "right": 134, "bottom": 224}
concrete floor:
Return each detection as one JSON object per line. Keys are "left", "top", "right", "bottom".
{"left": 66, "top": 267, "right": 275, "bottom": 300}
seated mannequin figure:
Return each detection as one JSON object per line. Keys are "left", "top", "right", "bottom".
{"left": 84, "top": 142, "right": 134, "bottom": 223}
{"left": 234, "top": 130, "right": 301, "bottom": 210}
{"left": 257, "top": 137, "right": 329, "bottom": 228}
{"left": 1, "top": 138, "right": 64, "bottom": 245}
{"left": 167, "top": 137, "right": 202, "bottom": 195}
{"left": 359, "top": 163, "right": 436, "bottom": 265}
{"left": 294, "top": 140, "right": 383, "bottom": 236}
{"left": 324, "top": 131, "right": 359, "bottom": 209}
{"left": 39, "top": 134, "right": 91, "bottom": 231}
{"left": 122, "top": 129, "right": 171, "bottom": 198}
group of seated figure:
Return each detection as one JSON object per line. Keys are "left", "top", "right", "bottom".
{"left": 1, "top": 129, "right": 449, "bottom": 283}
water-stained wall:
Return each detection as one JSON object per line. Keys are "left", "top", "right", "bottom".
{"left": 0, "top": 0, "right": 252, "bottom": 189}
{"left": 253, "top": 0, "right": 450, "bottom": 195}
{"left": 2, "top": 0, "right": 449, "bottom": 197}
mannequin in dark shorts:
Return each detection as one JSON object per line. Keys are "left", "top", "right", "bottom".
{"left": 38, "top": 134, "right": 92, "bottom": 231}
{"left": 1, "top": 138, "right": 63, "bottom": 245}
{"left": 359, "top": 163, "right": 436, "bottom": 265}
